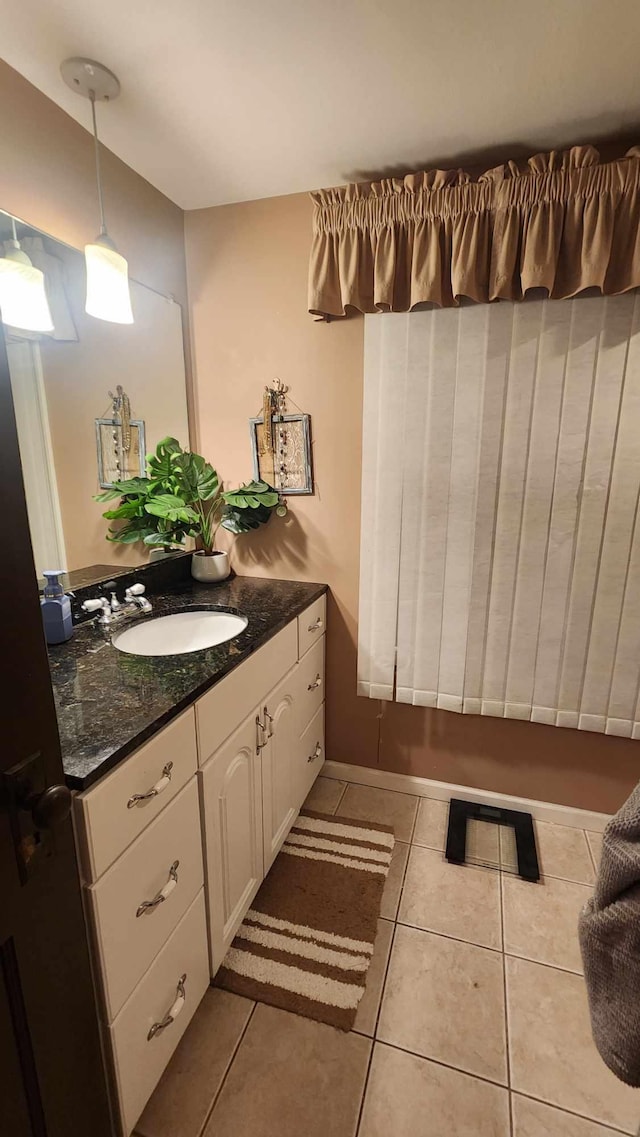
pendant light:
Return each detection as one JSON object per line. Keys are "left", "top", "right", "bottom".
{"left": 0, "top": 217, "right": 54, "bottom": 333}
{"left": 61, "top": 58, "right": 133, "bottom": 324}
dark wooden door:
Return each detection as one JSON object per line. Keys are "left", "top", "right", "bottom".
{"left": 0, "top": 326, "right": 112, "bottom": 1137}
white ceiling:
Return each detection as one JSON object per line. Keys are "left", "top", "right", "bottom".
{"left": 3, "top": 0, "right": 640, "bottom": 210}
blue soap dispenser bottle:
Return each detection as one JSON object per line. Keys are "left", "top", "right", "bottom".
{"left": 41, "top": 570, "right": 73, "bottom": 645}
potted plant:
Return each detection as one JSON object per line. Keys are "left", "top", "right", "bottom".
{"left": 96, "top": 437, "right": 283, "bottom": 582}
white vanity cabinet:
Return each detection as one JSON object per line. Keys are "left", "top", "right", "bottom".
{"left": 73, "top": 707, "right": 209, "bottom": 1137}
{"left": 198, "top": 711, "right": 264, "bottom": 972}
{"left": 197, "top": 596, "right": 326, "bottom": 975}
{"left": 72, "top": 593, "right": 326, "bottom": 1136}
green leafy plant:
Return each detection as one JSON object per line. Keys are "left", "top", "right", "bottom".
{"left": 95, "top": 438, "right": 284, "bottom": 553}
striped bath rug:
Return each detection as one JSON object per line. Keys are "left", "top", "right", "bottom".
{"left": 215, "top": 810, "right": 395, "bottom": 1030}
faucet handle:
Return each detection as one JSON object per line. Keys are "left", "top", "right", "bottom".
{"left": 125, "top": 583, "right": 145, "bottom": 599}
{"left": 82, "top": 598, "right": 107, "bottom": 613}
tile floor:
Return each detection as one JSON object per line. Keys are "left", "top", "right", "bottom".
{"left": 135, "top": 777, "right": 637, "bottom": 1137}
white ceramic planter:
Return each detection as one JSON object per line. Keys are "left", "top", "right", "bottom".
{"left": 191, "top": 551, "right": 230, "bottom": 583}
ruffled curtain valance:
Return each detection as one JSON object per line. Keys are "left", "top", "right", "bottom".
{"left": 308, "top": 146, "right": 640, "bottom": 317}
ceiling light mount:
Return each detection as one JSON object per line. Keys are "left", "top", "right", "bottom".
{"left": 60, "top": 57, "right": 133, "bottom": 324}
{"left": 60, "top": 58, "right": 120, "bottom": 103}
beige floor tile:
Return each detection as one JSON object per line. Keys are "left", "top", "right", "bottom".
{"left": 136, "top": 988, "right": 254, "bottom": 1137}
{"left": 379, "top": 840, "right": 409, "bottom": 919}
{"left": 398, "top": 846, "right": 502, "bottom": 950}
{"left": 502, "top": 874, "right": 590, "bottom": 973}
{"left": 586, "top": 830, "right": 604, "bottom": 871}
{"left": 411, "top": 797, "right": 448, "bottom": 849}
{"left": 506, "top": 955, "right": 639, "bottom": 1132}
{"left": 303, "top": 775, "right": 346, "bottom": 814}
{"left": 353, "top": 919, "right": 394, "bottom": 1037}
{"left": 359, "top": 1043, "right": 510, "bottom": 1137}
{"left": 202, "top": 1003, "right": 371, "bottom": 1137}
{"left": 377, "top": 924, "right": 507, "bottom": 1084}
{"left": 501, "top": 821, "right": 595, "bottom": 884}
{"left": 337, "top": 784, "right": 419, "bottom": 842}
{"left": 512, "top": 1093, "right": 624, "bottom": 1136}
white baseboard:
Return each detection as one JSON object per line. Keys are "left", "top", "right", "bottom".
{"left": 322, "top": 761, "right": 611, "bottom": 832}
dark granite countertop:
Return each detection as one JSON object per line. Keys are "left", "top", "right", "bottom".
{"left": 49, "top": 575, "right": 327, "bottom": 791}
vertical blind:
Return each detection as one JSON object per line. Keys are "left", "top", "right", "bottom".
{"left": 358, "top": 292, "right": 640, "bottom": 738}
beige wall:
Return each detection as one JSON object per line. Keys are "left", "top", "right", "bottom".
{"left": 185, "top": 191, "right": 640, "bottom": 815}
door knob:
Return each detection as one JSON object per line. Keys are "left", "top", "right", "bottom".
{"left": 29, "top": 784, "right": 72, "bottom": 829}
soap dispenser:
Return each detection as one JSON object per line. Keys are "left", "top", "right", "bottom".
{"left": 40, "top": 570, "right": 73, "bottom": 645}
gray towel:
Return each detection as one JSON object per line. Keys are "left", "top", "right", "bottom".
{"left": 579, "top": 782, "right": 640, "bottom": 1087}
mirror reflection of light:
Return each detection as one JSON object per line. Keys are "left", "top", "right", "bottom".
{"left": 0, "top": 227, "right": 54, "bottom": 334}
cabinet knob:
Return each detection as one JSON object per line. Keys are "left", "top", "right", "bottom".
{"left": 307, "top": 743, "right": 322, "bottom": 763}
{"left": 308, "top": 617, "right": 323, "bottom": 632}
{"left": 307, "top": 674, "right": 322, "bottom": 691}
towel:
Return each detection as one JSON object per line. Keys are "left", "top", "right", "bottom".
{"left": 579, "top": 781, "right": 640, "bottom": 1086}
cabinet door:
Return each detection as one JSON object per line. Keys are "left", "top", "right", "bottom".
{"left": 262, "top": 670, "right": 298, "bottom": 872}
{"left": 198, "top": 713, "right": 263, "bottom": 975}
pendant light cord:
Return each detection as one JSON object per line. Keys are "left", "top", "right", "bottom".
{"left": 90, "top": 91, "right": 107, "bottom": 237}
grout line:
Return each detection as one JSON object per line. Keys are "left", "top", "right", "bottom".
{"left": 500, "top": 874, "right": 514, "bottom": 1137}
{"left": 584, "top": 828, "right": 598, "bottom": 874}
{"left": 408, "top": 796, "right": 420, "bottom": 844}
{"left": 391, "top": 835, "right": 413, "bottom": 921}
{"left": 354, "top": 921, "right": 399, "bottom": 1136}
{"left": 353, "top": 1037, "right": 375, "bottom": 1137}
{"left": 512, "top": 1088, "right": 632, "bottom": 1136}
{"left": 503, "top": 951, "right": 584, "bottom": 979}
{"left": 333, "top": 781, "right": 349, "bottom": 815}
{"left": 373, "top": 922, "right": 398, "bottom": 1039}
{"left": 197, "top": 1000, "right": 257, "bottom": 1137}
{"left": 395, "top": 920, "right": 503, "bottom": 955}
{"left": 371, "top": 1037, "right": 510, "bottom": 1092}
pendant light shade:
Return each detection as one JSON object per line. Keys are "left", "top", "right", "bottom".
{"left": 0, "top": 235, "right": 54, "bottom": 334}
{"left": 85, "top": 237, "right": 133, "bottom": 324}
{"left": 61, "top": 57, "right": 134, "bottom": 325}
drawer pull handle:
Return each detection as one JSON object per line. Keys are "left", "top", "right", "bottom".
{"left": 308, "top": 674, "right": 322, "bottom": 691}
{"left": 147, "top": 973, "right": 187, "bottom": 1040}
{"left": 264, "top": 707, "right": 274, "bottom": 739}
{"left": 136, "top": 860, "right": 179, "bottom": 918}
{"left": 127, "top": 762, "right": 174, "bottom": 809}
{"left": 307, "top": 743, "right": 322, "bottom": 763}
{"left": 308, "top": 617, "right": 323, "bottom": 632}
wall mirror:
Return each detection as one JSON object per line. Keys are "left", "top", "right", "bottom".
{"left": 1, "top": 210, "right": 190, "bottom": 588}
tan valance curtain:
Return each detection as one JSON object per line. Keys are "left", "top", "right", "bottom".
{"left": 308, "top": 146, "right": 640, "bottom": 318}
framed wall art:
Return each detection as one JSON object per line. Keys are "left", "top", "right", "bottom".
{"left": 250, "top": 411, "right": 313, "bottom": 495}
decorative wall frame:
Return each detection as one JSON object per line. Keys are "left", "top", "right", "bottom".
{"left": 95, "top": 418, "right": 146, "bottom": 489}
{"left": 250, "top": 412, "right": 313, "bottom": 495}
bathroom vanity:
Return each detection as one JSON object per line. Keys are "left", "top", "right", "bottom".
{"left": 50, "top": 572, "right": 326, "bottom": 1136}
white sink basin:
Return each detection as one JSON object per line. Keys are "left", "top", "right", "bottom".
{"left": 112, "top": 610, "right": 248, "bottom": 656}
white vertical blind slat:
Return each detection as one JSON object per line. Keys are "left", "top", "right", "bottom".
{"left": 358, "top": 293, "right": 640, "bottom": 740}
{"left": 409, "top": 308, "right": 459, "bottom": 706}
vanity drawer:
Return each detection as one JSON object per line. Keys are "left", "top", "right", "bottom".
{"left": 196, "top": 621, "right": 297, "bottom": 761}
{"left": 87, "top": 778, "right": 203, "bottom": 1022}
{"left": 295, "top": 635, "right": 325, "bottom": 736}
{"left": 297, "top": 595, "right": 326, "bottom": 659}
{"left": 297, "top": 703, "right": 325, "bottom": 805}
{"left": 75, "top": 708, "right": 198, "bottom": 883}
{"left": 109, "top": 889, "right": 209, "bottom": 1137}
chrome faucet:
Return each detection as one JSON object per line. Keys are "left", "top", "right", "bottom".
{"left": 81, "top": 583, "right": 152, "bottom": 628}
